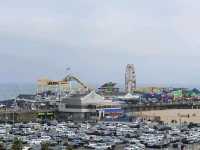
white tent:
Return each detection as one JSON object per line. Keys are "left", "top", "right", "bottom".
{"left": 118, "top": 93, "right": 140, "bottom": 100}
{"left": 81, "top": 91, "right": 104, "bottom": 104}
{"left": 81, "top": 91, "right": 120, "bottom": 106}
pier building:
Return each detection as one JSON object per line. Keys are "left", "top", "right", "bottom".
{"left": 58, "top": 91, "right": 121, "bottom": 120}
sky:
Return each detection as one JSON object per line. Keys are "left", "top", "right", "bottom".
{"left": 0, "top": 0, "right": 200, "bottom": 88}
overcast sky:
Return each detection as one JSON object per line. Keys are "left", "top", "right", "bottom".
{"left": 0, "top": 0, "right": 200, "bottom": 87}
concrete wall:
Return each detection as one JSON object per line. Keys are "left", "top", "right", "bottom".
{"left": 58, "top": 103, "right": 96, "bottom": 113}
{"left": 58, "top": 108, "right": 96, "bottom": 113}
{"left": 56, "top": 112, "right": 98, "bottom": 121}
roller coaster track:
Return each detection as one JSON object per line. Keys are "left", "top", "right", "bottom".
{"left": 63, "top": 75, "right": 91, "bottom": 91}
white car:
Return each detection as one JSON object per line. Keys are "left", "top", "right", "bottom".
{"left": 88, "top": 143, "right": 112, "bottom": 149}
{"left": 124, "top": 145, "right": 144, "bottom": 150}
{"left": 95, "top": 143, "right": 112, "bottom": 150}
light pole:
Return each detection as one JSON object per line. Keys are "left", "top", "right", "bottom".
{"left": 13, "top": 100, "right": 15, "bottom": 125}
{"left": 66, "top": 67, "right": 71, "bottom": 93}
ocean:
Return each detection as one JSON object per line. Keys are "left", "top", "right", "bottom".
{"left": 0, "top": 83, "right": 36, "bottom": 100}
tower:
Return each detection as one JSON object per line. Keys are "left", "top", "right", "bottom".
{"left": 125, "top": 64, "right": 136, "bottom": 93}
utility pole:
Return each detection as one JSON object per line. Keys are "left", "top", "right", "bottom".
{"left": 13, "top": 99, "right": 17, "bottom": 125}
{"left": 5, "top": 107, "right": 7, "bottom": 125}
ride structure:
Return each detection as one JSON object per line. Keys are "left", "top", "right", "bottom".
{"left": 125, "top": 64, "right": 136, "bottom": 93}
{"left": 37, "top": 75, "right": 91, "bottom": 96}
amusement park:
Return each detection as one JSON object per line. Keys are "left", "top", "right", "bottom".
{"left": 1, "top": 65, "right": 200, "bottom": 150}
{"left": 1, "top": 64, "right": 200, "bottom": 124}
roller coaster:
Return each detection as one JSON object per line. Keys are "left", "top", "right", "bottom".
{"left": 63, "top": 75, "right": 91, "bottom": 92}
{"left": 37, "top": 74, "right": 91, "bottom": 94}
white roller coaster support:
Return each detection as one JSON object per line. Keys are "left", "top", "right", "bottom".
{"left": 63, "top": 75, "right": 91, "bottom": 91}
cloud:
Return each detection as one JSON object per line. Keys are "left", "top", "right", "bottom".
{"left": 0, "top": 0, "right": 200, "bottom": 86}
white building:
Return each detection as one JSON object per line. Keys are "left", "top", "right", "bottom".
{"left": 58, "top": 91, "right": 121, "bottom": 120}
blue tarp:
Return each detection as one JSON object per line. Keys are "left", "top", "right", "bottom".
{"left": 104, "top": 108, "right": 123, "bottom": 113}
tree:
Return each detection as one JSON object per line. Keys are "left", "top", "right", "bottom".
{"left": 11, "top": 138, "right": 23, "bottom": 150}
{"left": 66, "top": 146, "right": 73, "bottom": 150}
{"left": 0, "top": 142, "right": 5, "bottom": 150}
{"left": 41, "top": 142, "right": 50, "bottom": 150}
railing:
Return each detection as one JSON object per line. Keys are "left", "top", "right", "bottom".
{"left": 122, "top": 101, "right": 200, "bottom": 112}
{"left": 0, "top": 108, "right": 56, "bottom": 114}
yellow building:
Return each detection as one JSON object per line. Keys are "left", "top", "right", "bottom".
{"left": 37, "top": 78, "right": 69, "bottom": 93}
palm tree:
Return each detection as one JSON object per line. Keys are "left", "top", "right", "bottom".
{"left": 41, "top": 142, "right": 50, "bottom": 150}
{"left": 66, "top": 146, "right": 73, "bottom": 150}
{"left": 11, "top": 138, "right": 23, "bottom": 150}
{"left": 0, "top": 142, "right": 5, "bottom": 150}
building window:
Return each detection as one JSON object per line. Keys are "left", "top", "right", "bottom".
{"left": 87, "top": 105, "right": 96, "bottom": 109}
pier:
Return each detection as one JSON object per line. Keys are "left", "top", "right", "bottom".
{"left": 0, "top": 100, "right": 200, "bottom": 123}
{"left": 122, "top": 101, "right": 200, "bottom": 112}
{"left": 0, "top": 108, "right": 56, "bottom": 123}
